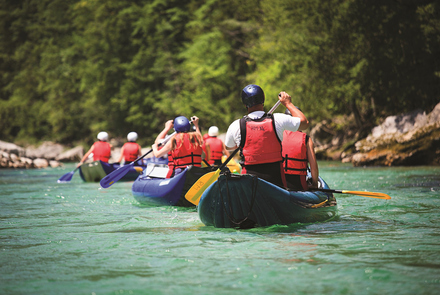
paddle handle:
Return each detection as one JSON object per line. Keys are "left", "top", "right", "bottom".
{"left": 268, "top": 100, "right": 282, "bottom": 114}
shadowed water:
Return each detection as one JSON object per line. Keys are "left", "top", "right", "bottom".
{"left": 1, "top": 162, "right": 439, "bottom": 294}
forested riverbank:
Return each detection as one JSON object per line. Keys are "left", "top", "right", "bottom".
{"left": 0, "top": 0, "right": 439, "bottom": 163}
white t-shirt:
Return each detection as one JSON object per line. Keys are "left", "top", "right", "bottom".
{"left": 225, "top": 111, "right": 301, "bottom": 149}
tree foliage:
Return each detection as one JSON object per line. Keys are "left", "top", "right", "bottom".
{"left": 0, "top": 0, "right": 438, "bottom": 146}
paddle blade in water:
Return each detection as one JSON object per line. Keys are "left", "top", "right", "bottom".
{"left": 100, "top": 164, "right": 133, "bottom": 188}
{"left": 57, "top": 171, "right": 75, "bottom": 183}
{"left": 185, "top": 170, "right": 220, "bottom": 205}
{"left": 57, "top": 168, "right": 78, "bottom": 183}
{"left": 342, "top": 190, "right": 391, "bottom": 200}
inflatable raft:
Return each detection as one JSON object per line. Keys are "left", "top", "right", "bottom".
{"left": 78, "top": 160, "right": 143, "bottom": 182}
{"left": 132, "top": 164, "right": 213, "bottom": 207}
{"left": 198, "top": 173, "right": 337, "bottom": 228}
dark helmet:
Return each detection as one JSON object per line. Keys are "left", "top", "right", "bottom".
{"left": 241, "top": 84, "right": 265, "bottom": 108}
{"left": 174, "top": 116, "right": 191, "bottom": 133}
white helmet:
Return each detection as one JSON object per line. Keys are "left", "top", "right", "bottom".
{"left": 208, "top": 126, "right": 219, "bottom": 137}
{"left": 97, "top": 131, "right": 109, "bottom": 141}
{"left": 127, "top": 132, "right": 138, "bottom": 142}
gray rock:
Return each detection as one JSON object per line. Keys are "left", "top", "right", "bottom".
{"left": 0, "top": 140, "right": 25, "bottom": 156}
{"left": 56, "top": 146, "right": 84, "bottom": 162}
{"left": 33, "top": 158, "right": 49, "bottom": 168}
{"left": 25, "top": 141, "right": 64, "bottom": 160}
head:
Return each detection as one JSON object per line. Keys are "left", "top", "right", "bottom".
{"left": 241, "top": 84, "right": 265, "bottom": 108}
{"left": 127, "top": 132, "right": 138, "bottom": 142}
{"left": 208, "top": 126, "right": 219, "bottom": 137}
{"left": 173, "top": 116, "right": 191, "bottom": 133}
{"left": 97, "top": 131, "right": 109, "bottom": 141}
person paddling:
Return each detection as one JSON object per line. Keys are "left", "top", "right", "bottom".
{"left": 224, "top": 84, "right": 309, "bottom": 188}
{"left": 204, "top": 126, "right": 230, "bottom": 166}
{"left": 282, "top": 109, "right": 319, "bottom": 190}
{"left": 77, "top": 131, "right": 112, "bottom": 167}
{"left": 152, "top": 116, "right": 206, "bottom": 178}
{"left": 117, "top": 132, "right": 142, "bottom": 165}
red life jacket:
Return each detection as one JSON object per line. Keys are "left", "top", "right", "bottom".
{"left": 282, "top": 131, "right": 308, "bottom": 175}
{"left": 171, "top": 133, "right": 203, "bottom": 169}
{"left": 166, "top": 152, "right": 174, "bottom": 178}
{"left": 93, "top": 141, "right": 111, "bottom": 162}
{"left": 122, "top": 142, "right": 140, "bottom": 162}
{"left": 239, "top": 114, "right": 283, "bottom": 165}
{"left": 205, "top": 137, "right": 223, "bottom": 164}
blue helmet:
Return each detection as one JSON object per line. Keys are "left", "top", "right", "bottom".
{"left": 174, "top": 116, "right": 191, "bottom": 133}
{"left": 241, "top": 84, "right": 265, "bottom": 108}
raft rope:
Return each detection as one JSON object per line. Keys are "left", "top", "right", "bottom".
{"left": 218, "top": 174, "right": 258, "bottom": 226}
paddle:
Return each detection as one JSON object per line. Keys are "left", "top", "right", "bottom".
{"left": 185, "top": 100, "right": 283, "bottom": 205}
{"left": 312, "top": 188, "right": 391, "bottom": 200}
{"left": 100, "top": 131, "right": 176, "bottom": 188}
{"left": 57, "top": 167, "right": 79, "bottom": 183}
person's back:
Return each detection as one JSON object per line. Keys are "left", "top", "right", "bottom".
{"left": 171, "top": 132, "right": 203, "bottom": 169}
{"left": 152, "top": 115, "right": 204, "bottom": 178}
{"left": 282, "top": 130, "right": 308, "bottom": 190}
{"left": 77, "top": 131, "right": 112, "bottom": 167}
{"left": 225, "top": 84, "right": 309, "bottom": 188}
{"left": 282, "top": 109, "right": 319, "bottom": 190}
{"left": 205, "top": 126, "right": 229, "bottom": 166}
{"left": 93, "top": 141, "right": 112, "bottom": 162}
{"left": 118, "top": 132, "right": 142, "bottom": 164}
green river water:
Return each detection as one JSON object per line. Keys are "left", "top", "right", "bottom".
{"left": 1, "top": 162, "right": 439, "bottom": 295}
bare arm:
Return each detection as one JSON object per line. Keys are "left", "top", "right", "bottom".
{"left": 222, "top": 142, "right": 230, "bottom": 157}
{"left": 152, "top": 140, "right": 172, "bottom": 158}
{"left": 278, "top": 91, "right": 309, "bottom": 130}
{"left": 204, "top": 142, "right": 211, "bottom": 162}
{"left": 77, "top": 145, "right": 95, "bottom": 167}
{"left": 155, "top": 120, "right": 174, "bottom": 144}
{"left": 307, "top": 138, "right": 319, "bottom": 188}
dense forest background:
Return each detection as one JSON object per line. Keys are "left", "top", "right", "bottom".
{"left": 1, "top": 0, "right": 439, "bottom": 148}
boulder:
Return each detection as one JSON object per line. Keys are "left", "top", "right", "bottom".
{"left": 33, "top": 158, "right": 49, "bottom": 168}
{"left": 56, "top": 146, "right": 84, "bottom": 162}
{"left": 0, "top": 140, "right": 25, "bottom": 156}
{"left": 25, "top": 141, "right": 64, "bottom": 160}
{"left": 352, "top": 103, "right": 440, "bottom": 166}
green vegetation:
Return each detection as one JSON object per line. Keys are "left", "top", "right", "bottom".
{"left": 1, "top": 0, "right": 439, "bottom": 147}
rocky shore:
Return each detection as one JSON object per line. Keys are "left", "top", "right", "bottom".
{"left": 2, "top": 103, "right": 439, "bottom": 169}
{"left": 312, "top": 102, "right": 440, "bottom": 166}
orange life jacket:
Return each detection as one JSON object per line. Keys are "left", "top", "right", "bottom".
{"left": 282, "top": 131, "right": 308, "bottom": 175}
{"left": 205, "top": 137, "right": 223, "bottom": 164}
{"left": 239, "top": 114, "right": 282, "bottom": 165}
{"left": 122, "top": 142, "right": 140, "bottom": 162}
{"left": 93, "top": 141, "right": 111, "bottom": 162}
{"left": 171, "top": 133, "right": 203, "bottom": 169}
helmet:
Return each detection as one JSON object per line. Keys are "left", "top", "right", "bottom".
{"left": 97, "top": 131, "right": 109, "bottom": 141}
{"left": 174, "top": 116, "right": 191, "bottom": 133}
{"left": 127, "top": 132, "right": 138, "bottom": 142}
{"left": 208, "top": 126, "right": 219, "bottom": 137}
{"left": 241, "top": 84, "right": 265, "bottom": 108}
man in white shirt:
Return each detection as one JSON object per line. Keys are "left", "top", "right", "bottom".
{"left": 224, "top": 84, "right": 309, "bottom": 187}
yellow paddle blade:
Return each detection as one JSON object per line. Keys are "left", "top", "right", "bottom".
{"left": 342, "top": 190, "right": 391, "bottom": 200}
{"left": 185, "top": 169, "right": 221, "bottom": 205}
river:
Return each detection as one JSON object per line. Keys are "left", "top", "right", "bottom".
{"left": 1, "top": 162, "right": 439, "bottom": 295}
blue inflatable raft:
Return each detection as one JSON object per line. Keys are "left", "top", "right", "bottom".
{"left": 198, "top": 173, "right": 337, "bottom": 228}
{"left": 132, "top": 164, "right": 213, "bottom": 207}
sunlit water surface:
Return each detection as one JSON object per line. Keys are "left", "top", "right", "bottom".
{"left": 1, "top": 162, "right": 439, "bottom": 295}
